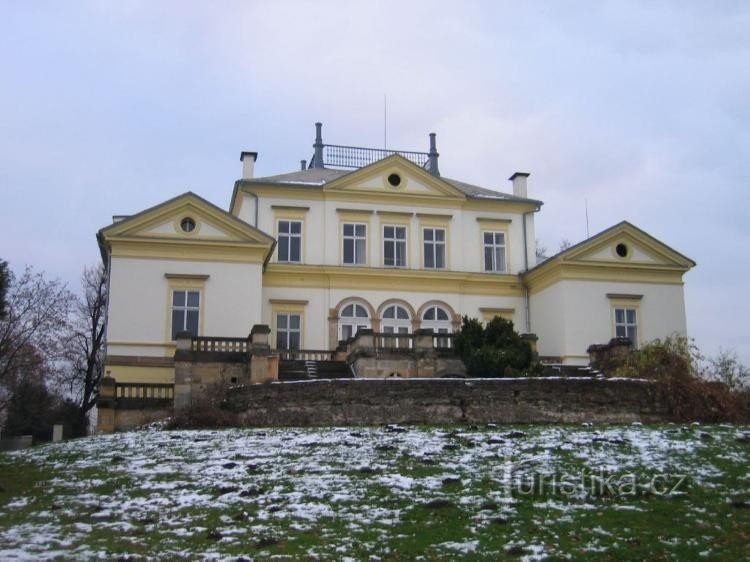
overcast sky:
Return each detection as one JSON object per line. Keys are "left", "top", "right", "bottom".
{"left": 1, "top": 1, "right": 748, "bottom": 363}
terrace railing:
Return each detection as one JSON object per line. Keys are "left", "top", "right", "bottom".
{"left": 192, "top": 336, "right": 249, "bottom": 353}
{"left": 277, "top": 349, "right": 337, "bottom": 361}
{"left": 374, "top": 332, "right": 415, "bottom": 351}
{"left": 433, "top": 333, "right": 455, "bottom": 350}
{"left": 115, "top": 383, "right": 174, "bottom": 408}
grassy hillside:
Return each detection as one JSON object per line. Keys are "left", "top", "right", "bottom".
{"left": 1, "top": 424, "right": 749, "bottom": 560}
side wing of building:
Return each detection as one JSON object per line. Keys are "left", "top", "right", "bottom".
{"left": 98, "top": 192, "right": 275, "bottom": 383}
{"left": 524, "top": 222, "right": 695, "bottom": 364}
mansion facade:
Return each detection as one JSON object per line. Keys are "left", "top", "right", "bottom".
{"left": 98, "top": 123, "right": 695, "bottom": 386}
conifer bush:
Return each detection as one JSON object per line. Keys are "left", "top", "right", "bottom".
{"left": 453, "top": 316, "right": 534, "bottom": 377}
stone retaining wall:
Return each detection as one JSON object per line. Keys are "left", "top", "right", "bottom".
{"left": 0, "top": 435, "right": 33, "bottom": 451}
{"left": 225, "top": 377, "right": 669, "bottom": 426}
{"left": 111, "top": 407, "right": 174, "bottom": 431}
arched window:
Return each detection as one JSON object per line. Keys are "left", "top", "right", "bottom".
{"left": 339, "top": 302, "right": 371, "bottom": 341}
{"left": 421, "top": 305, "right": 452, "bottom": 347}
{"left": 381, "top": 304, "right": 412, "bottom": 348}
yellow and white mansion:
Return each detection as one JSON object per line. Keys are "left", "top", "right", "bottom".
{"left": 97, "top": 123, "right": 695, "bottom": 386}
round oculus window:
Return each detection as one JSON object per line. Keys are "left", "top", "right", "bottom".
{"left": 387, "top": 173, "right": 401, "bottom": 187}
{"left": 615, "top": 243, "right": 628, "bottom": 258}
{"left": 180, "top": 217, "right": 196, "bottom": 233}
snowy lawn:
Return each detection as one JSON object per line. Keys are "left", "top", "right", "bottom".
{"left": 1, "top": 424, "right": 749, "bottom": 560}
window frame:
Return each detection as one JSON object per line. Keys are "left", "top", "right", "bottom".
{"left": 422, "top": 226, "right": 447, "bottom": 270}
{"left": 482, "top": 230, "right": 507, "bottom": 273}
{"left": 608, "top": 294, "right": 642, "bottom": 349}
{"left": 342, "top": 222, "right": 368, "bottom": 266}
{"left": 382, "top": 224, "right": 407, "bottom": 268}
{"left": 613, "top": 306, "right": 638, "bottom": 346}
{"left": 380, "top": 303, "right": 412, "bottom": 348}
{"left": 270, "top": 299, "right": 307, "bottom": 351}
{"left": 275, "top": 311, "right": 302, "bottom": 350}
{"left": 170, "top": 289, "right": 201, "bottom": 340}
{"left": 276, "top": 219, "right": 303, "bottom": 264}
{"left": 421, "top": 304, "right": 453, "bottom": 348}
{"left": 165, "top": 274, "right": 207, "bottom": 342}
{"left": 338, "top": 302, "right": 371, "bottom": 341}
{"left": 272, "top": 206, "right": 308, "bottom": 264}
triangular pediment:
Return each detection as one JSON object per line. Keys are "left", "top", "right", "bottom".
{"left": 323, "top": 155, "right": 467, "bottom": 201}
{"left": 99, "top": 192, "right": 274, "bottom": 247}
{"left": 560, "top": 222, "right": 695, "bottom": 269}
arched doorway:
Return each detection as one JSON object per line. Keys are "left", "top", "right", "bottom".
{"left": 381, "top": 303, "right": 412, "bottom": 348}
{"left": 421, "top": 304, "right": 453, "bottom": 347}
{"left": 339, "top": 301, "right": 371, "bottom": 341}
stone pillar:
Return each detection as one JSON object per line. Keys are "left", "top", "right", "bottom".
{"left": 587, "top": 337, "right": 632, "bottom": 373}
{"left": 353, "top": 329, "right": 374, "bottom": 352}
{"left": 250, "top": 324, "right": 270, "bottom": 352}
{"left": 173, "top": 331, "right": 194, "bottom": 409}
{"left": 97, "top": 376, "right": 117, "bottom": 433}
{"left": 587, "top": 344, "right": 608, "bottom": 369}
{"left": 414, "top": 328, "right": 437, "bottom": 377}
{"left": 175, "top": 331, "right": 192, "bottom": 351}
{"left": 607, "top": 337, "right": 633, "bottom": 366}
{"left": 414, "top": 328, "right": 434, "bottom": 352}
{"left": 249, "top": 324, "right": 278, "bottom": 383}
{"left": 334, "top": 341, "right": 349, "bottom": 362}
{"left": 52, "top": 424, "right": 64, "bottom": 442}
{"left": 521, "top": 333, "right": 539, "bottom": 359}
{"left": 328, "top": 308, "right": 339, "bottom": 351}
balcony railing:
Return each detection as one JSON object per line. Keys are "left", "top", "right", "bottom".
{"left": 433, "top": 333, "right": 455, "bottom": 350}
{"left": 374, "top": 332, "right": 415, "bottom": 350}
{"left": 192, "top": 336, "right": 249, "bottom": 353}
{"left": 277, "top": 349, "right": 336, "bottom": 361}
{"left": 322, "top": 144, "right": 429, "bottom": 169}
{"left": 115, "top": 383, "right": 174, "bottom": 408}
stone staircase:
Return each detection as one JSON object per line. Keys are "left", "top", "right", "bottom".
{"left": 279, "top": 359, "right": 354, "bottom": 381}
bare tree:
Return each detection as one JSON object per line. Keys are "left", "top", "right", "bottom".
{"left": 536, "top": 238, "right": 573, "bottom": 261}
{"left": 535, "top": 239, "right": 548, "bottom": 261}
{"left": 60, "top": 265, "right": 107, "bottom": 432}
{"left": 558, "top": 238, "right": 573, "bottom": 252}
{"left": 706, "top": 348, "right": 749, "bottom": 392}
{"left": 0, "top": 266, "right": 73, "bottom": 386}
{"left": 0, "top": 266, "right": 73, "bottom": 423}
{"left": 0, "top": 259, "right": 8, "bottom": 319}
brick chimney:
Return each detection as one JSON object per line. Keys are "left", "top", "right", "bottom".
{"left": 240, "top": 151, "right": 258, "bottom": 179}
{"left": 509, "top": 172, "right": 530, "bottom": 198}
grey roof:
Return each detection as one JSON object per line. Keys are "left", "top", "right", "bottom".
{"left": 250, "top": 168, "right": 349, "bottom": 186}
{"left": 247, "top": 168, "right": 541, "bottom": 204}
{"left": 440, "top": 177, "right": 535, "bottom": 202}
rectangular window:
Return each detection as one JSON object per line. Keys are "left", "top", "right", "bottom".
{"left": 483, "top": 231, "right": 507, "bottom": 272}
{"left": 343, "top": 223, "right": 367, "bottom": 265}
{"left": 277, "top": 220, "right": 302, "bottom": 263}
{"left": 171, "top": 290, "right": 200, "bottom": 339}
{"left": 276, "top": 313, "right": 301, "bottom": 350}
{"left": 614, "top": 307, "right": 638, "bottom": 346}
{"left": 423, "top": 227, "right": 446, "bottom": 269}
{"left": 383, "top": 225, "right": 406, "bottom": 267}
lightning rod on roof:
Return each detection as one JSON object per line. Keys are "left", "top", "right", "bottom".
{"left": 383, "top": 93, "right": 387, "bottom": 150}
{"left": 585, "top": 198, "right": 590, "bottom": 238}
